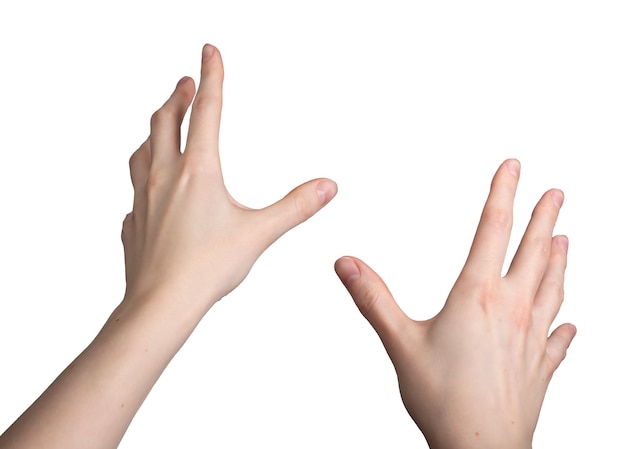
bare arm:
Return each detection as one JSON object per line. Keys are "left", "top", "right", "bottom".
{"left": 0, "top": 44, "right": 337, "bottom": 449}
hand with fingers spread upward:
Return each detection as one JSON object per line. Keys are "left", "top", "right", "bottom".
{"left": 0, "top": 44, "right": 336, "bottom": 449}
{"left": 123, "top": 44, "right": 337, "bottom": 312}
{"left": 335, "top": 159, "right": 576, "bottom": 449}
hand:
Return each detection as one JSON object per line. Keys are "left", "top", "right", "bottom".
{"left": 0, "top": 45, "right": 337, "bottom": 449}
{"left": 123, "top": 44, "right": 337, "bottom": 313}
{"left": 335, "top": 159, "right": 576, "bottom": 449}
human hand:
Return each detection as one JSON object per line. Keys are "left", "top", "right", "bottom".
{"left": 0, "top": 45, "right": 338, "bottom": 449}
{"left": 335, "top": 159, "right": 575, "bottom": 449}
{"left": 122, "top": 44, "right": 337, "bottom": 313}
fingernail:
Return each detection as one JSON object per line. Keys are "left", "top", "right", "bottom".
{"left": 506, "top": 159, "right": 520, "bottom": 177}
{"left": 316, "top": 179, "right": 338, "bottom": 205}
{"left": 176, "top": 76, "right": 189, "bottom": 88}
{"left": 202, "top": 44, "right": 215, "bottom": 60}
{"left": 338, "top": 257, "right": 360, "bottom": 283}
{"left": 551, "top": 189, "right": 564, "bottom": 208}
{"left": 556, "top": 235, "right": 569, "bottom": 253}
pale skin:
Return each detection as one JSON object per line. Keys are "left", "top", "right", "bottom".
{"left": 335, "top": 159, "right": 576, "bottom": 449}
{"left": 0, "top": 44, "right": 337, "bottom": 449}
{"left": 0, "top": 44, "right": 574, "bottom": 449}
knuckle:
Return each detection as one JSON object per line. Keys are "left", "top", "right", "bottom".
{"left": 356, "top": 282, "right": 382, "bottom": 319}
{"left": 121, "top": 213, "right": 134, "bottom": 240}
{"left": 180, "top": 152, "right": 208, "bottom": 179}
{"left": 483, "top": 205, "right": 513, "bottom": 232}
{"left": 129, "top": 141, "right": 150, "bottom": 174}
{"left": 294, "top": 194, "right": 315, "bottom": 220}
{"left": 145, "top": 169, "right": 169, "bottom": 197}
{"left": 145, "top": 172, "right": 162, "bottom": 194}
{"left": 128, "top": 150, "right": 138, "bottom": 168}
{"left": 128, "top": 148, "right": 143, "bottom": 171}
{"left": 528, "top": 234, "right": 552, "bottom": 259}
{"left": 150, "top": 105, "right": 176, "bottom": 128}
{"left": 474, "top": 278, "right": 500, "bottom": 307}
{"left": 193, "top": 89, "right": 222, "bottom": 110}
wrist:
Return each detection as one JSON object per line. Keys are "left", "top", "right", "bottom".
{"left": 120, "top": 281, "right": 221, "bottom": 327}
{"left": 101, "top": 287, "right": 217, "bottom": 363}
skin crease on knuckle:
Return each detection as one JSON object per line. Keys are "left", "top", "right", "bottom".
{"left": 179, "top": 151, "right": 215, "bottom": 180}
{"left": 293, "top": 191, "right": 315, "bottom": 222}
{"left": 356, "top": 280, "right": 383, "bottom": 321}
{"left": 191, "top": 89, "right": 222, "bottom": 112}
{"left": 149, "top": 105, "right": 178, "bottom": 130}
{"left": 482, "top": 204, "right": 513, "bottom": 235}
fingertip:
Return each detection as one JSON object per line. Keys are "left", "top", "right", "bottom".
{"left": 201, "top": 44, "right": 223, "bottom": 69}
{"left": 176, "top": 76, "right": 190, "bottom": 88}
{"left": 564, "top": 322, "right": 577, "bottom": 340}
{"left": 175, "top": 76, "right": 196, "bottom": 102}
{"left": 551, "top": 188, "right": 565, "bottom": 208}
{"left": 335, "top": 256, "right": 361, "bottom": 285}
{"left": 554, "top": 322, "right": 577, "bottom": 342}
{"left": 202, "top": 43, "right": 215, "bottom": 60}
{"left": 316, "top": 179, "right": 338, "bottom": 206}
{"left": 505, "top": 158, "right": 521, "bottom": 177}
{"left": 198, "top": 44, "right": 224, "bottom": 83}
{"left": 547, "top": 322, "right": 577, "bottom": 369}
{"left": 554, "top": 234, "right": 569, "bottom": 254}
{"left": 186, "top": 44, "right": 224, "bottom": 151}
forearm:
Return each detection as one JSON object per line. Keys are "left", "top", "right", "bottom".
{"left": 0, "top": 291, "right": 213, "bottom": 449}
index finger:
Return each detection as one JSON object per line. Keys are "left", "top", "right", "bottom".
{"left": 460, "top": 159, "right": 520, "bottom": 280}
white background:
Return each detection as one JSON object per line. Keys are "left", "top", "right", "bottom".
{"left": 0, "top": 1, "right": 624, "bottom": 447}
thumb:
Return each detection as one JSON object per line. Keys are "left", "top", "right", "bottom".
{"left": 335, "top": 256, "right": 412, "bottom": 345}
{"left": 260, "top": 178, "right": 337, "bottom": 243}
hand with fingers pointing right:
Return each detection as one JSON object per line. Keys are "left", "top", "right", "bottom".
{"left": 335, "top": 159, "right": 576, "bottom": 449}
